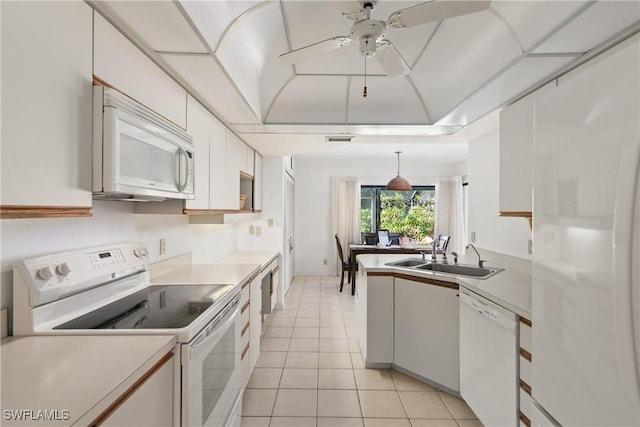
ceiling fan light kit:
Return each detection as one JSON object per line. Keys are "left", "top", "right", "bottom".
{"left": 386, "top": 151, "right": 412, "bottom": 191}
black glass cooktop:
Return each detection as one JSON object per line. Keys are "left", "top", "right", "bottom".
{"left": 55, "top": 284, "right": 234, "bottom": 330}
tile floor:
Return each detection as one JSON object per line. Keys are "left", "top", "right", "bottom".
{"left": 241, "top": 276, "right": 482, "bottom": 427}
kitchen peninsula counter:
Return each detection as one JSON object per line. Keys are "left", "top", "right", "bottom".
{"left": 356, "top": 253, "right": 531, "bottom": 319}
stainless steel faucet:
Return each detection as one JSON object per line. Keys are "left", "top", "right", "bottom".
{"left": 465, "top": 244, "right": 486, "bottom": 268}
{"left": 431, "top": 236, "right": 437, "bottom": 263}
{"left": 451, "top": 251, "right": 459, "bottom": 264}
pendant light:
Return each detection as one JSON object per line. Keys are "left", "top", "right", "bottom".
{"left": 386, "top": 151, "right": 412, "bottom": 191}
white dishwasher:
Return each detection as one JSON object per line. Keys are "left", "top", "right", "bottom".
{"left": 459, "top": 287, "right": 517, "bottom": 426}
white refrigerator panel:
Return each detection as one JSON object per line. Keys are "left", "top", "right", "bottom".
{"left": 532, "top": 35, "right": 640, "bottom": 426}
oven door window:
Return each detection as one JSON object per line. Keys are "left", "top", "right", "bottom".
{"left": 183, "top": 304, "right": 241, "bottom": 427}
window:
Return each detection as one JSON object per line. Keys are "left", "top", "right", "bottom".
{"left": 360, "top": 186, "right": 435, "bottom": 242}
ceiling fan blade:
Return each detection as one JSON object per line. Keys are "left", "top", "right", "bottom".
{"left": 279, "top": 36, "right": 351, "bottom": 64}
{"left": 333, "top": 0, "right": 365, "bottom": 21}
{"left": 375, "top": 41, "right": 411, "bottom": 78}
{"left": 387, "top": 0, "right": 491, "bottom": 29}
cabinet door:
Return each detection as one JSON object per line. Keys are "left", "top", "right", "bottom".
{"left": 185, "top": 96, "right": 211, "bottom": 210}
{"left": 101, "top": 353, "right": 174, "bottom": 426}
{"left": 209, "top": 117, "right": 227, "bottom": 210}
{"left": 394, "top": 278, "right": 459, "bottom": 391}
{"left": 249, "top": 275, "right": 262, "bottom": 372}
{"left": 245, "top": 147, "right": 255, "bottom": 176}
{"left": 254, "top": 152, "right": 263, "bottom": 211}
{"left": 94, "top": 14, "right": 186, "bottom": 128}
{"left": 224, "top": 130, "right": 243, "bottom": 210}
{"left": 499, "top": 97, "right": 534, "bottom": 213}
{"left": 1, "top": 1, "right": 92, "bottom": 210}
{"left": 359, "top": 274, "right": 394, "bottom": 364}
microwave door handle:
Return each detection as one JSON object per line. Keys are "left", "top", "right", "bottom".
{"left": 175, "top": 148, "right": 188, "bottom": 192}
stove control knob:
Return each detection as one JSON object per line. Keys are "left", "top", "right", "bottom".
{"left": 56, "top": 262, "right": 71, "bottom": 276}
{"left": 36, "top": 266, "right": 54, "bottom": 280}
{"left": 133, "top": 248, "right": 143, "bottom": 257}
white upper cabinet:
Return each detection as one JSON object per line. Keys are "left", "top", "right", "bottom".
{"left": 185, "top": 96, "right": 211, "bottom": 211}
{"left": 1, "top": 1, "right": 93, "bottom": 214}
{"left": 499, "top": 96, "right": 534, "bottom": 213}
{"left": 245, "top": 146, "right": 255, "bottom": 177}
{"left": 93, "top": 13, "right": 187, "bottom": 128}
{"left": 254, "top": 152, "right": 263, "bottom": 211}
{"left": 224, "top": 130, "right": 244, "bottom": 210}
{"left": 208, "top": 116, "right": 227, "bottom": 211}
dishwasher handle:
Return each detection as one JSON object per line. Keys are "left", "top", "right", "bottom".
{"left": 460, "top": 291, "right": 516, "bottom": 333}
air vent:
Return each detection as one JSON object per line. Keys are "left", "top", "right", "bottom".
{"left": 326, "top": 136, "right": 354, "bottom": 142}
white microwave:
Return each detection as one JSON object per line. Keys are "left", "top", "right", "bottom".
{"left": 93, "top": 86, "right": 195, "bottom": 201}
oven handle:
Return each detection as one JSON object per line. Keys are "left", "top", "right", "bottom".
{"left": 190, "top": 294, "right": 240, "bottom": 350}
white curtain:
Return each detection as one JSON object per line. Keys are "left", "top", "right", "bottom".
{"left": 435, "top": 175, "right": 464, "bottom": 253}
{"left": 331, "top": 177, "right": 361, "bottom": 275}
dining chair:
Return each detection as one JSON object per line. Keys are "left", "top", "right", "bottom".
{"left": 362, "top": 232, "right": 378, "bottom": 245}
{"left": 335, "top": 234, "right": 356, "bottom": 293}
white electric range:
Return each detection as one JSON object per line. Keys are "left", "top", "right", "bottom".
{"left": 12, "top": 242, "right": 242, "bottom": 427}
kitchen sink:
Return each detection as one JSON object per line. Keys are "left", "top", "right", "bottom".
{"left": 386, "top": 258, "right": 428, "bottom": 268}
{"left": 415, "top": 263, "right": 504, "bottom": 279}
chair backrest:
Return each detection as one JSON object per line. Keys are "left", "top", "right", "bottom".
{"left": 334, "top": 234, "right": 345, "bottom": 263}
{"left": 436, "top": 234, "right": 451, "bottom": 251}
{"left": 389, "top": 233, "right": 401, "bottom": 245}
{"left": 362, "top": 232, "right": 377, "bottom": 245}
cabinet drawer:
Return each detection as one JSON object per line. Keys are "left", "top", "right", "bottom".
{"left": 241, "top": 345, "right": 251, "bottom": 388}
{"left": 241, "top": 321, "right": 250, "bottom": 350}
{"left": 520, "top": 387, "right": 533, "bottom": 419}
{"left": 241, "top": 280, "right": 250, "bottom": 305}
{"left": 520, "top": 354, "right": 532, "bottom": 386}
{"left": 519, "top": 318, "right": 532, "bottom": 354}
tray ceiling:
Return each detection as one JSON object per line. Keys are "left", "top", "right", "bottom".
{"left": 92, "top": 1, "right": 639, "bottom": 155}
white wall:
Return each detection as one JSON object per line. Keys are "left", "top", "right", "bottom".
{"left": 0, "top": 201, "right": 277, "bottom": 328}
{"left": 467, "top": 131, "right": 531, "bottom": 259}
{"left": 293, "top": 154, "right": 466, "bottom": 276}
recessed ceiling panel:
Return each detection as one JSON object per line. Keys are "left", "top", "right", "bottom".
{"left": 491, "top": 0, "right": 592, "bottom": 52}
{"left": 347, "top": 76, "right": 429, "bottom": 124}
{"left": 95, "top": 0, "right": 206, "bottom": 52}
{"left": 412, "top": 10, "right": 521, "bottom": 122}
{"left": 266, "top": 76, "right": 348, "bottom": 123}
{"left": 179, "top": 0, "right": 262, "bottom": 52}
{"left": 160, "top": 54, "right": 260, "bottom": 125}
{"left": 437, "top": 55, "right": 577, "bottom": 126}
{"left": 533, "top": 1, "right": 640, "bottom": 54}
{"left": 216, "top": 2, "right": 291, "bottom": 121}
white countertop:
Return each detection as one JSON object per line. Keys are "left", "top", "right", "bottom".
{"left": 151, "top": 251, "right": 278, "bottom": 287}
{"left": 1, "top": 335, "right": 175, "bottom": 426}
{"left": 357, "top": 253, "right": 532, "bottom": 319}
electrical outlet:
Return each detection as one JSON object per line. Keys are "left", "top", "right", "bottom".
{"left": 249, "top": 225, "right": 255, "bottom": 235}
{"left": 323, "top": 259, "right": 327, "bottom": 265}
{"left": 471, "top": 231, "right": 476, "bottom": 243}
{"left": 159, "top": 238, "right": 166, "bottom": 255}
{"left": 268, "top": 218, "right": 274, "bottom": 227}
{"left": 528, "top": 238, "right": 533, "bottom": 255}
{"left": 255, "top": 226, "right": 262, "bottom": 236}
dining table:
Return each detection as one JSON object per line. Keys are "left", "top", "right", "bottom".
{"left": 347, "top": 244, "right": 439, "bottom": 295}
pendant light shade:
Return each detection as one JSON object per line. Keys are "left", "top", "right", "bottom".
{"left": 386, "top": 151, "right": 412, "bottom": 191}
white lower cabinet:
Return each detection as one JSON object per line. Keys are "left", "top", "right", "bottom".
{"left": 394, "top": 277, "right": 459, "bottom": 391}
{"left": 101, "top": 352, "right": 174, "bottom": 426}
{"left": 358, "top": 273, "right": 394, "bottom": 365}
{"left": 249, "top": 274, "right": 262, "bottom": 372}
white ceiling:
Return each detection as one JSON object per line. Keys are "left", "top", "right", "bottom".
{"left": 92, "top": 1, "right": 640, "bottom": 157}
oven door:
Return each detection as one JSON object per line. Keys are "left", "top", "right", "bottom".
{"left": 181, "top": 295, "right": 241, "bottom": 427}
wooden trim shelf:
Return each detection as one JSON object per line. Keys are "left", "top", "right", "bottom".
{"left": 520, "top": 317, "right": 532, "bottom": 327}
{"left": 520, "top": 347, "right": 532, "bottom": 362}
{"left": 1, "top": 205, "right": 92, "bottom": 219}
{"left": 241, "top": 322, "right": 250, "bottom": 337}
{"left": 519, "top": 412, "right": 531, "bottom": 427}
{"left": 241, "top": 343, "right": 250, "bottom": 360}
{"left": 89, "top": 350, "right": 173, "bottom": 426}
{"left": 520, "top": 379, "right": 532, "bottom": 395}
{"left": 499, "top": 211, "right": 532, "bottom": 218}
{"left": 367, "top": 271, "right": 459, "bottom": 290}
{"left": 241, "top": 300, "right": 250, "bottom": 314}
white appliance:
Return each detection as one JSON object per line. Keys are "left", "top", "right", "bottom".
{"left": 459, "top": 287, "right": 517, "bottom": 426}
{"left": 532, "top": 34, "right": 640, "bottom": 426}
{"left": 93, "top": 86, "right": 195, "bottom": 201}
{"left": 13, "top": 242, "right": 241, "bottom": 427}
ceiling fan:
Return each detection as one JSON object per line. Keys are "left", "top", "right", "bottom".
{"left": 280, "top": 0, "right": 491, "bottom": 79}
